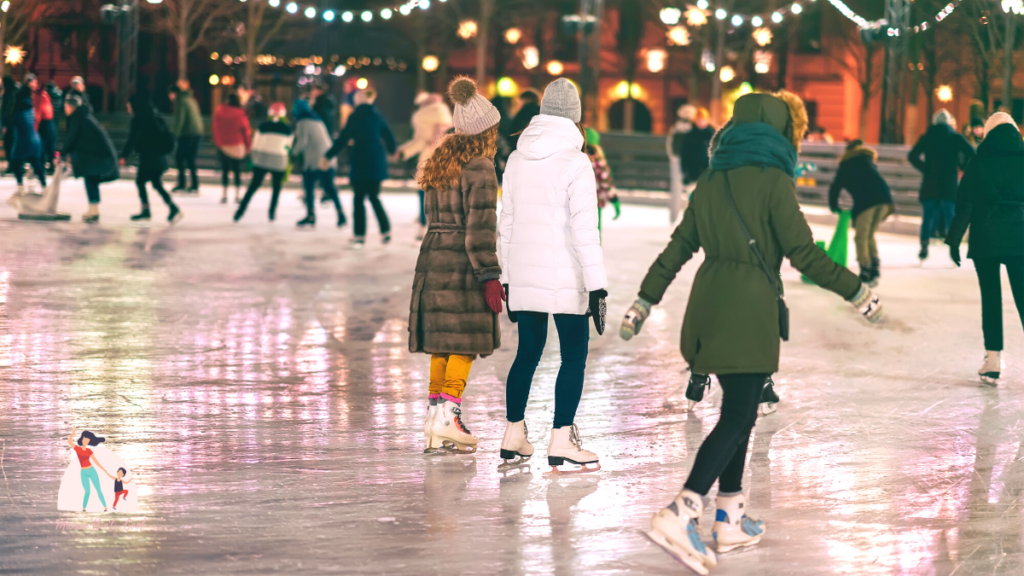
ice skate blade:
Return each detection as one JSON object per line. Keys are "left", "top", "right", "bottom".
{"left": 980, "top": 374, "right": 999, "bottom": 387}
{"left": 437, "top": 440, "right": 477, "bottom": 454}
{"left": 643, "top": 529, "right": 710, "bottom": 575}
{"left": 497, "top": 455, "right": 531, "bottom": 473}
{"left": 760, "top": 402, "right": 777, "bottom": 415}
{"left": 715, "top": 535, "right": 762, "bottom": 553}
{"left": 544, "top": 462, "right": 601, "bottom": 476}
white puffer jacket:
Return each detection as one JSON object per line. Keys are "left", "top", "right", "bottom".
{"left": 499, "top": 114, "right": 607, "bottom": 315}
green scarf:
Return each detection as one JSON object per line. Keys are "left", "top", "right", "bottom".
{"left": 710, "top": 122, "right": 797, "bottom": 179}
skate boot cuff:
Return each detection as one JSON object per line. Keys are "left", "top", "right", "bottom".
{"left": 428, "top": 394, "right": 440, "bottom": 405}
{"left": 439, "top": 392, "right": 462, "bottom": 404}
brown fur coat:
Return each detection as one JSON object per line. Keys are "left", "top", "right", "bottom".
{"left": 408, "top": 156, "right": 501, "bottom": 356}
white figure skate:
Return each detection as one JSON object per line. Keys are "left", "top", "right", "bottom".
{"left": 646, "top": 488, "right": 717, "bottom": 575}
{"left": 545, "top": 424, "right": 600, "bottom": 475}
{"left": 423, "top": 403, "right": 441, "bottom": 454}
{"left": 497, "top": 420, "right": 534, "bottom": 474}
{"left": 430, "top": 401, "right": 478, "bottom": 454}
{"left": 9, "top": 163, "right": 70, "bottom": 221}
{"left": 712, "top": 492, "right": 765, "bottom": 553}
{"left": 979, "top": 351, "right": 1001, "bottom": 386}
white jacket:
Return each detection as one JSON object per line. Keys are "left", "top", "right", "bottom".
{"left": 397, "top": 99, "right": 453, "bottom": 167}
{"left": 499, "top": 114, "right": 607, "bottom": 315}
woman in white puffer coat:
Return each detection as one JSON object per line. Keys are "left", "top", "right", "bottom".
{"left": 496, "top": 78, "right": 608, "bottom": 475}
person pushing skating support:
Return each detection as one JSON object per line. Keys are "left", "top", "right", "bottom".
{"left": 619, "top": 92, "right": 883, "bottom": 574}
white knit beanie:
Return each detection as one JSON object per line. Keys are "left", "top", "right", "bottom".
{"left": 932, "top": 108, "right": 954, "bottom": 126}
{"left": 677, "top": 104, "right": 696, "bottom": 121}
{"left": 983, "top": 111, "right": 1019, "bottom": 138}
{"left": 539, "top": 78, "right": 581, "bottom": 123}
{"left": 353, "top": 89, "right": 376, "bottom": 107}
{"left": 448, "top": 77, "right": 500, "bottom": 135}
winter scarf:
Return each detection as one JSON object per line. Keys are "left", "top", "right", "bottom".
{"left": 709, "top": 121, "right": 797, "bottom": 179}
{"left": 292, "top": 99, "right": 320, "bottom": 122}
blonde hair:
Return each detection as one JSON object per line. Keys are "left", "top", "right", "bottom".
{"left": 418, "top": 126, "right": 498, "bottom": 191}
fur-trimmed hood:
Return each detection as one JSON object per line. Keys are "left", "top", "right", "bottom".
{"left": 841, "top": 145, "right": 877, "bottom": 163}
{"left": 710, "top": 91, "right": 809, "bottom": 156}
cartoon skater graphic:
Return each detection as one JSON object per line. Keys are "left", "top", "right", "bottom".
{"left": 113, "top": 468, "right": 133, "bottom": 510}
{"left": 67, "top": 429, "right": 115, "bottom": 512}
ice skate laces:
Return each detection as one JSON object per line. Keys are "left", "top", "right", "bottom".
{"left": 568, "top": 424, "right": 584, "bottom": 451}
{"left": 451, "top": 405, "right": 472, "bottom": 435}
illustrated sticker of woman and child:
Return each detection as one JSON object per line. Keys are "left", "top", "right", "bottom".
{"left": 57, "top": 428, "right": 137, "bottom": 513}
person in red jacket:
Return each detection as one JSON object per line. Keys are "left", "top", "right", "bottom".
{"left": 27, "top": 74, "right": 56, "bottom": 173}
{"left": 212, "top": 93, "right": 252, "bottom": 204}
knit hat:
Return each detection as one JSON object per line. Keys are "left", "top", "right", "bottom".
{"left": 24, "top": 73, "right": 37, "bottom": 84}
{"left": 677, "top": 104, "right": 696, "bottom": 121}
{"left": 128, "top": 90, "right": 152, "bottom": 111}
{"left": 353, "top": 88, "right": 376, "bottom": 106}
{"left": 539, "top": 78, "right": 581, "bottom": 123}
{"left": 268, "top": 101, "right": 287, "bottom": 118}
{"left": 970, "top": 116, "right": 985, "bottom": 128}
{"left": 983, "top": 111, "right": 1019, "bottom": 138}
{"left": 932, "top": 108, "right": 954, "bottom": 126}
{"left": 448, "top": 76, "right": 500, "bottom": 135}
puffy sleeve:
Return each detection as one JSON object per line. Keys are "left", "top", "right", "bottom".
{"left": 498, "top": 157, "right": 515, "bottom": 284}
{"left": 638, "top": 201, "right": 701, "bottom": 304}
{"left": 566, "top": 154, "right": 607, "bottom": 291}
{"left": 462, "top": 157, "right": 501, "bottom": 282}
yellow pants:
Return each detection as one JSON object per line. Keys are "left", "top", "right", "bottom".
{"left": 854, "top": 204, "right": 893, "bottom": 267}
{"left": 429, "top": 354, "right": 473, "bottom": 403}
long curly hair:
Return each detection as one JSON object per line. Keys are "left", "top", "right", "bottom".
{"left": 418, "top": 125, "right": 498, "bottom": 191}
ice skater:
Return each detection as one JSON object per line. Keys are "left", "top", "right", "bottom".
{"left": 946, "top": 112, "right": 1024, "bottom": 386}
{"left": 497, "top": 78, "right": 608, "bottom": 475}
{"left": 828, "top": 139, "right": 895, "bottom": 287}
{"left": 62, "top": 94, "right": 119, "bottom": 223}
{"left": 112, "top": 468, "right": 133, "bottom": 510}
{"left": 121, "top": 91, "right": 182, "bottom": 224}
{"left": 211, "top": 93, "right": 252, "bottom": 204}
{"left": 619, "top": 92, "right": 882, "bottom": 574}
{"left": 9, "top": 82, "right": 46, "bottom": 194}
{"left": 409, "top": 77, "right": 503, "bottom": 455}
{"left": 68, "top": 429, "right": 115, "bottom": 512}
{"left": 396, "top": 92, "right": 453, "bottom": 240}
{"left": 291, "top": 98, "right": 344, "bottom": 228}
{"left": 235, "top": 102, "right": 293, "bottom": 222}
{"left": 584, "top": 127, "right": 621, "bottom": 238}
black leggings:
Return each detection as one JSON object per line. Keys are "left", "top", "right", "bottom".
{"left": 175, "top": 135, "right": 200, "bottom": 189}
{"left": 974, "top": 258, "right": 1024, "bottom": 351}
{"left": 11, "top": 155, "right": 46, "bottom": 188}
{"left": 684, "top": 373, "right": 768, "bottom": 496}
{"left": 219, "top": 151, "right": 243, "bottom": 188}
{"left": 352, "top": 180, "right": 390, "bottom": 237}
{"left": 237, "top": 167, "right": 285, "bottom": 219}
{"left": 136, "top": 170, "right": 175, "bottom": 208}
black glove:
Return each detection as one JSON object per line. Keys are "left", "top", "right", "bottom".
{"left": 504, "top": 284, "right": 518, "bottom": 323}
{"left": 949, "top": 244, "right": 961, "bottom": 267}
{"left": 587, "top": 289, "right": 608, "bottom": 335}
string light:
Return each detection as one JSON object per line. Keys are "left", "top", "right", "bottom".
{"left": 714, "top": 8, "right": 727, "bottom": 19}
{"left": 751, "top": 15, "right": 762, "bottom": 26}
{"left": 285, "top": 2, "right": 297, "bottom": 14}
{"left": 659, "top": 7, "right": 682, "bottom": 25}
{"left": 341, "top": 11, "right": 353, "bottom": 22}
{"left": 361, "top": 10, "right": 372, "bottom": 22}
{"left": 303, "top": 6, "right": 315, "bottom": 18}
{"left": 381, "top": 8, "right": 393, "bottom": 19}
{"left": 323, "top": 9, "right": 334, "bottom": 21}
{"left": 791, "top": 3, "right": 802, "bottom": 15}
{"left": 731, "top": 14, "right": 743, "bottom": 26}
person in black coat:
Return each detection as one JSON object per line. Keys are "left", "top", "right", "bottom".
{"left": 828, "top": 140, "right": 895, "bottom": 285}
{"left": 310, "top": 82, "right": 338, "bottom": 137}
{"left": 63, "top": 76, "right": 90, "bottom": 130}
{"left": 9, "top": 85, "right": 45, "bottom": 191}
{"left": 121, "top": 91, "right": 181, "bottom": 224}
{"left": 62, "top": 94, "right": 119, "bottom": 223}
{"left": 908, "top": 108, "right": 975, "bottom": 259}
{"left": 2, "top": 75, "right": 20, "bottom": 174}
{"left": 680, "top": 107, "right": 715, "bottom": 187}
{"left": 324, "top": 88, "right": 396, "bottom": 245}
{"left": 508, "top": 88, "right": 540, "bottom": 152}
{"left": 945, "top": 113, "right": 1024, "bottom": 383}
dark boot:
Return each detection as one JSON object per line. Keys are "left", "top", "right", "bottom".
{"left": 918, "top": 244, "right": 928, "bottom": 261}
{"left": 297, "top": 215, "right": 316, "bottom": 228}
{"left": 168, "top": 204, "right": 183, "bottom": 224}
{"left": 130, "top": 207, "right": 151, "bottom": 221}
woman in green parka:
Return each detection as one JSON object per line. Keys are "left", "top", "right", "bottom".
{"left": 619, "top": 92, "right": 884, "bottom": 573}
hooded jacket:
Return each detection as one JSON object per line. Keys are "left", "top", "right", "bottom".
{"left": 212, "top": 103, "right": 252, "bottom": 151}
{"left": 499, "top": 114, "right": 607, "bottom": 315}
{"left": 325, "top": 103, "right": 396, "bottom": 181}
{"left": 121, "top": 93, "right": 172, "bottom": 173}
{"left": 31, "top": 87, "right": 54, "bottom": 127}
{"left": 827, "top": 145, "right": 894, "bottom": 219}
{"left": 680, "top": 124, "right": 715, "bottom": 184}
{"left": 1, "top": 76, "right": 20, "bottom": 128}
{"left": 290, "top": 100, "right": 335, "bottom": 172}
{"left": 10, "top": 87, "right": 41, "bottom": 161}
{"left": 638, "top": 92, "right": 860, "bottom": 375}
{"left": 945, "top": 123, "right": 1024, "bottom": 260}
{"left": 170, "top": 88, "right": 204, "bottom": 137}
{"left": 249, "top": 118, "right": 293, "bottom": 173}
{"left": 508, "top": 100, "right": 540, "bottom": 152}
{"left": 397, "top": 97, "right": 453, "bottom": 167}
{"left": 908, "top": 118, "right": 975, "bottom": 202}
{"left": 63, "top": 104, "right": 119, "bottom": 181}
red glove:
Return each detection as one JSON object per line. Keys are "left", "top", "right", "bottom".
{"left": 483, "top": 280, "right": 505, "bottom": 314}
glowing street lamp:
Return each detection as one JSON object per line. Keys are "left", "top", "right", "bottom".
{"left": 356, "top": 78, "right": 369, "bottom": 90}
{"left": 521, "top": 46, "right": 540, "bottom": 69}
{"left": 458, "top": 20, "right": 478, "bottom": 39}
{"left": 659, "top": 7, "right": 682, "bottom": 25}
{"left": 685, "top": 7, "right": 708, "bottom": 26}
{"left": 667, "top": 26, "right": 691, "bottom": 46}
{"left": 505, "top": 27, "right": 522, "bottom": 44}
{"left": 546, "top": 60, "right": 564, "bottom": 75}
{"left": 719, "top": 65, "right": 735, "bottom": 82}
{"left": 752, "top": 27, "right": 773, "bottom": 47}
{"left": 4, "top": 45, "right": 24, "bottom": 66}
{"left": 754, "top": 51, "right": 772, "bottom": 74}
{"left": 936, "top": 85, "right": 953, "bottom": 102}
{"left": 209, "top": 74, "right": 220, "bottom": 85}
{"left": 422, "top": 55, "right": 439, "bottom": 72}
{"left": 646, "top": 49, "right": 667, "bottom": 73}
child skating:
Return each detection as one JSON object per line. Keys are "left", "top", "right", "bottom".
{"left": 619, "top": 92, "right": 882, "bottom": 574}
{"left": 409, "top": 77, "right": 503, "bottom": 455}
{"left": 497, "top": 78, "right": 608, "bottom": 475}
{"left": 584, "top": 128, "right": 621, "bottom": 237}
{"left": 112, "top": 467, "right": 133, "bottom": 510}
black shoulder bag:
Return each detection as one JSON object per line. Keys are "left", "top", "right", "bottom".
{"left": 720, "top": 171, "right": 790, "bottom": 341}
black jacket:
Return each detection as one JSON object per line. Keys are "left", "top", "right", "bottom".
{"left": 509, "top": 101, "right": 540, "bottom": 152}
{"left": 908, "top": 123, "right": 975, "bottom": 202}
{"left": 946, "top": 124, "right": 1024, "bottom": 260}
{"left": 313, "top": 93, "right": 338, "bottom": 135}
{"left": 1, "top": 76, "right": 20, "bottom": 127}
{"left": 63, "top": 106, "right": 119, "bottom": 181}
{"left": 827, "top": 146, "right": 894, "bottom": 219}
{"left": 121, "top": 105, "right": 171, "bottom": 174}
{"left": 680, "top": 125, "right": 715, "bottom": 184}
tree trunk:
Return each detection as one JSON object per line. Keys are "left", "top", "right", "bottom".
{"left": 859, "top": 98, "right": 871, "bottom": 140}
{"left": 476, "top": 0, "right": 494, "bottom": 85}
{"left": 177, "top": 32, "right": 188, "bottom": 81}
{"left": 0, "top": 23, "right": 7, "bottom": 79}
{"left": 1003, "top": 11, "right": 1016, "bottom": 111}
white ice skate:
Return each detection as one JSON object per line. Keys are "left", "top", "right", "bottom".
{"left": 712, "top": 492, "right": 765, "bottom": 553}
{"left": 545, "top": 424, "right": 600, "bottom": 475}
{"left": 646, "top": 488, "right": 717, "bottom": 575}
{"left": 430, "top": 401, "right": 478, "bottom": 454}
{"left": 423, "top": 403, "right": 441, "bottom": 454}
{"left": 979, "top": 351, "right": 1001, "bottom": 386}
{"left": 497, "top": 420, "right": 534, "bottom": 474}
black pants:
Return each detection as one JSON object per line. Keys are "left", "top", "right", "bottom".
{"left": 219, "top": 151, "right": 242, "bottom": 188}
{"left": 302, "top": 169, "right": 345, "bottom": 223}
{"left": 505, "top": 312, "right": 590, "bottom": 428}
{"left": 684, "top": 373, "right": 768, "bottom": 496}
{"left": 38, "top": 119, "right": 57, "bottom": 167}
{"left": 85, "top": 176, "right": 101, "bottom": 204}
{"left": 11, "top": 155, "right": 46, "bottom": 188}
{"left": 974, "top": 258, "right": 1024, "bottom": 351}
{"left": 352, "top": 180, "right": 390, "bottom": 237}
{"left": 175, "top": 135, "right": 200, "bottom": 190}
{"left": 3, "top": 126, "right": 14, "bottom": 172}
{"left": 237, "top": 167, "right": 285, "bottom": 219}
{"left": 136, "top": 170, "right": 175, "bottom": 208}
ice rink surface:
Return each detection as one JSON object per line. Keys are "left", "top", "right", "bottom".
{"left": 1, "top": 180, "right": 1022, "bottom": 575}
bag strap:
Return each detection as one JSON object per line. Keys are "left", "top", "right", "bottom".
{"left": 720, "top": 170, "right": 785, "bottom": 301}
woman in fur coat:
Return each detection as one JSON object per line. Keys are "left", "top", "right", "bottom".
{"left": 409, "top": 77, "right": 504, "bottom": 455}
